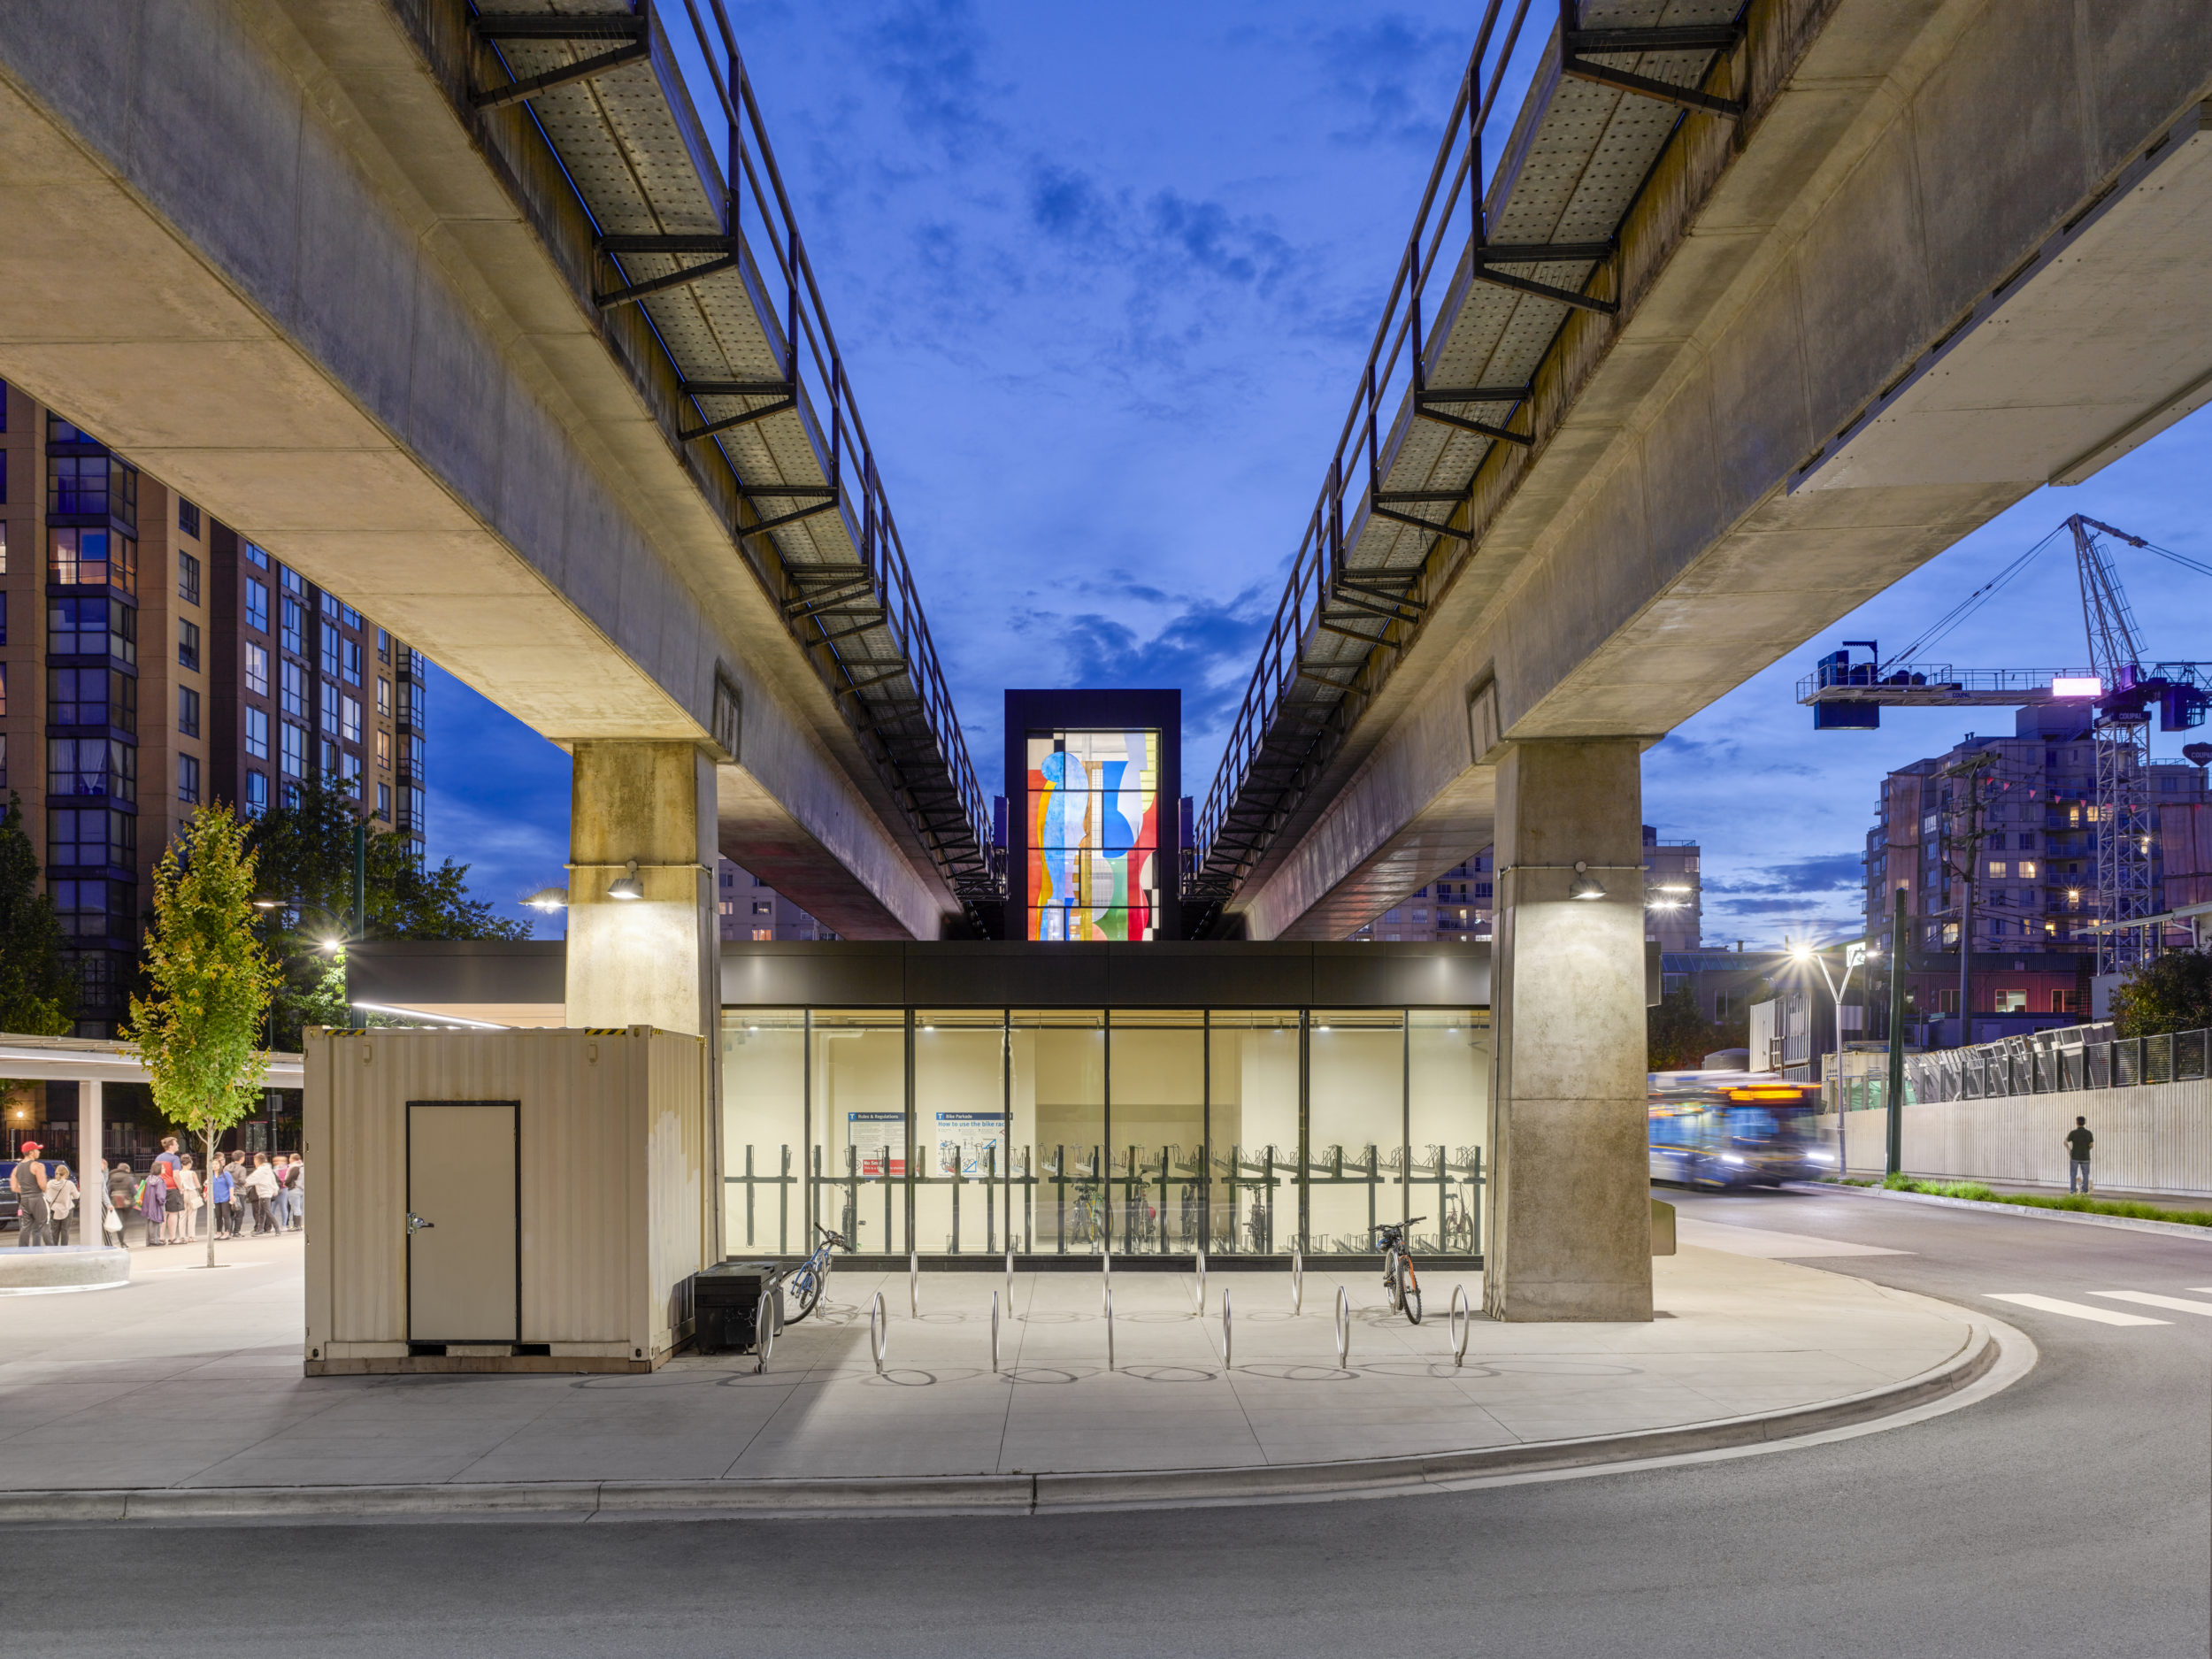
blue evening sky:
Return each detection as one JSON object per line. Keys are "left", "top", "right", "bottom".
{"left": 429, "top": 3, "right": 2212, "bottom": 945}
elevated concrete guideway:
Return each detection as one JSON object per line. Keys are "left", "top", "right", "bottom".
{"left": 0, "top": 1, "right": 987, "bottom": 946}
{"left": 1196, "top": 0, "right": 2212, "bottom": 944}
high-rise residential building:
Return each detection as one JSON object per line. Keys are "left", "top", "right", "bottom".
{"left": 1861, "top": 704, "right": 2212, "bottom": 964}
{"left": 0, "top": 381, "right": 428, "bottom": 1033}
{"left": 716, "top": 858, "right": 836, "bottom": 942}
{"left": 1348, "top": 826, "right": 1702, "bottom": 949}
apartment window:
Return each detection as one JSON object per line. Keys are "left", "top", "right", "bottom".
{"left": 50, "top": 526, "right": 134, "bottom": 592}
{"left": 280, "top": 565, "right": 304, "bottom": 595}
{"left": 320, "top": 738, "right": 340, "bottom": 780}
{"left": 375, "top": 729, "right": 390, "bottom": 770}
{"left": 47, "top": 595, "right": 134, "bottom": 663}
{"left": 280, "top": 720, "right": 306, "bottom": 778}
{"left": 244, "top": 577, "right": 269, "bottom": 634}
{"left": 341, "top": 603, "right": 361, "bottom": 630}
{"left": 177, "top": 753, "right": 200, "bottom": 804}
{"left": 0, "top": 663, "right": 6, "bottom": 716}
{"left": 375, "top": 676, "right": 391, "bottom": 717}
{"left": 2051, "top": 990, "right": 2070, "bottom": 1014}
{"left": 0, "top": 592, "right": 6, "bottom": 645}
{"left": 0, "top": 733, "right": 8, "bottom": 789}
{"left": 177, "top": 550, "right": 201, "bottom": 605}
{"left": 280, "top": 595, "right": 303, "bottom": 655}
{"left": 244, "top": 642, "right": 268, "bottom": 697}
{"left": 319, "top": 680, "right": 341, "bottom": 736}
{"left": 282, "top": 782, "right": 301, "bottom": 810}
{"left": 244, "top": 771, "right": 268, "bottom": 818}
{"left": 2019, "top": 859, "right": 2038, "bottom": 879}
{"left": 178, "top": 685, "right": 200, "bottom": 739}
{"left": 243, "top": 542, "right": 268, "bottom": 570}
{"left": 178, "top": 497, "right": 201, "bottom": 539}
{"left": 52, "top": 879, "right": 133, "bottom": 941}
{"left": 49, "top": 453, "right": 111, "bottom": 515}
{"left": 342, "top": 638, "right": 362, "bottom": 686}
{"left": 751, "top": 927, "right": 772, "bottom": 941}
{"left": 719, "top": 900, "right": 735, "bottom": 918}
{"left": 48, "top": 668, "right": 134, "bottom": 732}
{"left": 341, "top": 694, "right": 361, "bottom": 744}
{"left": 177, "top": 618, "right": 200, "bottom": 672}
{"left": 376, "top": 628, "right": 390, "bottom": 663}
{"left": 2016, "top": 833, "right": 2033, "bottom": 849}
{"left": 245, "top": 706, "right": 269, "bottom": 761}
{"left": 0, "top": 519, "right": 8, "bottom": 572}
{"left": 1985, "top": 859, "right": 2006, "bottom": 878}
{"left": 342, "top": 750, "right": 363, "bottom": 792}
{"left": 752, "top": 900, "right": 772, "bottom": 916}
{"left": 48, "top": 737, "right": 134, "bottom": 803}
{"left": 320, "top": 620, "right": 342, "bottom": 678}
{"left": 280, "top": 660, "right": 305, "bottom": 718}
{"left": 407, "top": 733, "right": 424, "bottom": 777}
{"left": 374, "top": 782, "right": 390, "bottom": 821}
{"left": 47, "top": 806, "right": 133, "bottom": 870}
{"left": 1994, "top": 988, "right": 2026, "bottom": 1013}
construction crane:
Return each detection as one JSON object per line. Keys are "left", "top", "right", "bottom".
{"left": 1799, "top": 515, "right": 2212, "bottom": 975}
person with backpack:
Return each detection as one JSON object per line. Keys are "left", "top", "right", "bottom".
{"left": 107, "top": 1161, "right": 137, "bottom": 1246}
{"left": 45, "top": 1163, "right": 79, "bottom": 1244}
{"left": 139, "top": 1163, "right": 167, "bottom": 1245}
{"left": 10, "top": 1146, "right": 51, "bottom": 1247}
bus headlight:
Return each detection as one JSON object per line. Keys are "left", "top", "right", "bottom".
{"left": 1720, "top": 1154, "right": 1747, "bottom": 1166}
{"left": 1805, "top": 1152, "right": 1835, "bottom": 1165}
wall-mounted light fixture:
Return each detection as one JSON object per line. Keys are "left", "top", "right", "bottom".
{"left": 1569, "top": 861, "right": 1607, "bottom": 901}
{"left": 524, "top": 887, "right": 570, "bottom": 911}
{"left": 607, "top": 860, "right": 645, "bottom": 902}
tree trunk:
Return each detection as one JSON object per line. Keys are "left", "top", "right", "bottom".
{"left": 204, "top": 1125, "right": 218, "bottom": 1270}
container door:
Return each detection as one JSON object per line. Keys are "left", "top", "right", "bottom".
{"left": 407, "top": 1101, "right": 518, "bottom": 1343}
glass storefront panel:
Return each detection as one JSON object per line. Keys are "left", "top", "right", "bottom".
{"left": 721, "top": 1010, "right": 805, "bottom": 1256}
{"left": 810, "top": 1010, "right": 909, "bottom": 1256}
{"left": 1206, "top": 1010, "right": 1299, "bottom": 1253}
{"left": 914, "top": 1011, "right": 1007, "bottom": 1255}
{"left": 1309, "top": 1011, "right": 1404, "bottom": 1255}
{"left": 1409, "top": 1010, "right": 1487, "bottom": 1255}
{"left": 1108, "top": 1013, "right": 1203, "bottom": 1255}
{"left": 1011, "top": 1010, "right": 1105, "bottom": 1254}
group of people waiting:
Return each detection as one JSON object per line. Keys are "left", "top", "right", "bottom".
{"left": 9, "top": 1134, "right": 303, "bottom": 1247}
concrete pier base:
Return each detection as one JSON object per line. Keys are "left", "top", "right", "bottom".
{"left": 1485, "top": 739, "right": 1653, "bottom": 1322}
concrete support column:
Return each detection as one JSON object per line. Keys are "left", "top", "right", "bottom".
{"left": 565, "top": 742, "right": 718, "bottom": 1039}
{"left": 1486, "top": 739, "right": 1652, "bottom": 1322}
{"left": 77, "top": 1079, "right": 102, "bottom": 1246}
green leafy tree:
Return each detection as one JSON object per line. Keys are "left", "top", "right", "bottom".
{"left": 2111, "top": 951, "right": 2212, "bottom": 1039}
{"left": 1647, "top": 985, "right": 1718, "bottom": 1071}
{"left": 0, "top": 793, "right": 73, "bottom": 1036}
{"left": 125, "top": 805, "right": 284, "bottom": 1268}
{"left": 245, "top": 778, "right": 527, "bottom": 1046}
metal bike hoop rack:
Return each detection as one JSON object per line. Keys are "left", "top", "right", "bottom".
{"left": 1449, "top": 1283, "right": 1471, "bottom": 1368}
{"left": 754, "top": 1290, "right": 775, "bottom": 1375}
{"left": 1105, "top": 1284, "right": 1115, "bottom": 1371}
{"left": 990, "top": 1288, "right": 1000, "bottom": 1376}
{"left": 870, "top": 1289, "right": 887, "bottom": 1375}
{"left": 1291, "top": 1248, "right": 1304, "bottom": 1314}
{"left": 1222, "top": 1286, "right": 1233, "bottom": 1370}
{"left": 909, "top": 1249, "right": 918, "bottom": 1317}
{"left": 1334, "top": 1285, "right": 1350, "bottom": 1371}
{"left": 1192, "top": 1248, "right": 1206, "bottom": 1315}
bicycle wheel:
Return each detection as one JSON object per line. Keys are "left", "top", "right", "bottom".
{"left": 782, "top": 1267, "right": 822, "bottom": 1325}
{"left": 1386, "top": 1256, "right": 1404, "bottom": 1312}
{"left": 1402, "top": 1267, "right": 1423, "bottom": 1326}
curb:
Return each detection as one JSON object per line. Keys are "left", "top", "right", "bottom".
{"left": 1793, "top": 1181, "right": 2212, "bottom": 1242}
{"left": 0, "top": 1321, "right": 2001, "bottom": 1525}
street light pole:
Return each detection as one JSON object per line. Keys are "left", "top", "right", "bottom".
{"left": 1887, "top": 887, "right": 1908, "bottom": 1179}
{"left": 1795, "top": 940, "right": 1864, "bottom": 1171}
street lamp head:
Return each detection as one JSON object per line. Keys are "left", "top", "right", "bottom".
{"left": 319, "top": 938, "right": 343, "bottom": 954}
{"left": 1790, "top": 941, "right": 1813, "bottom": 962}
{"left": 524, "top": 886, "right": 570, "bottom": 911}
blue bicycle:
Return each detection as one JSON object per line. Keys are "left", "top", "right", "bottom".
{"left": 778, "top": 1223, "right": 847, "bottom": 1325}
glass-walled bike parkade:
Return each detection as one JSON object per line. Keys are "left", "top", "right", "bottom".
{"left": 721, "top": 1006, "right": 1489, "bottom": 1263}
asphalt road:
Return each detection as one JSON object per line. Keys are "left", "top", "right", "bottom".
{"left": 4, "top": 1187, "right": 2205, "bottom": 1658}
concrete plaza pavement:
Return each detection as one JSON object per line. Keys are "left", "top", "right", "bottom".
{"left": 0, "top": 1224, "right": 1997, "bottom": 1517}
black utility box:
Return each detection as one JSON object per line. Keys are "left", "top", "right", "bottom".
{"left": 693, "top": 1262, "right": 786, "bottom": 1355}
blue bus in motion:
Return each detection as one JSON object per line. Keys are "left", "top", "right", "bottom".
{"left": 1647, "top": 1071, "right": 1835, "bottom": 1190}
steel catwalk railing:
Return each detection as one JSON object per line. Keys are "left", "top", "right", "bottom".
{"left": 1185, "top": 0, "right": 1744, "bottom": 908}
{"left": 1186, "top": 0, "right": 1540, "bottom": 902}
{"left": 481, "top": 1, "right": 997, "bottom": 901}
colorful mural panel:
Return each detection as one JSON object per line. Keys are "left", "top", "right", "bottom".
{"left": 1025, "top": 728, "right": 1160, "bottom": 941}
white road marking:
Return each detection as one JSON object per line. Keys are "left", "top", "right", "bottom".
{"left": 2093, "top": 1290, "right": 2212, "bottom": 1317}
{"left": 1985, "top": 1293, "right": 2169, "bottom": 1325}
{"left": 1675, "top": 1217, "right": 1912, "bottom": 1258}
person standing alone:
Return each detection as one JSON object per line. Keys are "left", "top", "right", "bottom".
{"left": 2065, "top": 1116, "right": 2094, "bottom": 1194}
{"left": 10, "top": 1145, "right": 50, "bottom": 1246}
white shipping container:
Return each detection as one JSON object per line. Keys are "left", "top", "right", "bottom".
{"left": 304, "top": 1025, "right": 711, "bottom": 1374}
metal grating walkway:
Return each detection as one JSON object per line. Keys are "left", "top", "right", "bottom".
{"left": 1186, "top": 0, "right": 1746, "bottom": 932}
{"left": 469, "top": 1, "right": 999, "bottom": 911}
